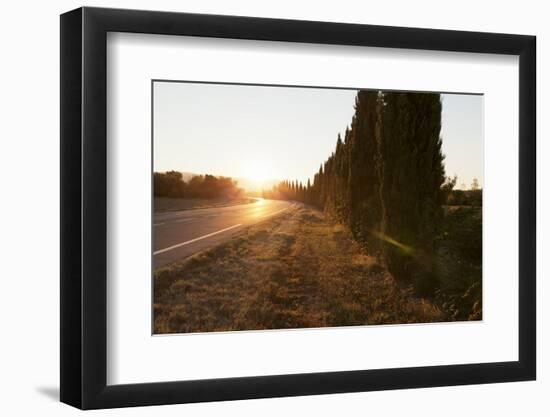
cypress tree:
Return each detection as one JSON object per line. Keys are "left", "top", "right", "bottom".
{"left": 380, "top": 92, "right": 444, "bottom": 293}
{"left": 346, "top": 91, "right": 382, "bottom": 252}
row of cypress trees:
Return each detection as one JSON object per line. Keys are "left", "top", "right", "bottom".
{"left": 265, "top": 90, "right": 446, "bottom": 292}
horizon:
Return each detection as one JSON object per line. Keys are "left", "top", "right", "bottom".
{"left": 153, "top": 169, "right": 481, "bottom": 192}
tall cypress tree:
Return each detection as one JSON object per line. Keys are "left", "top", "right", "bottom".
{"left": 346, "top": 91, "right": 382, "bottom": 252}
{"left": 380, "top": 92, "right": 444, "bottom": 292}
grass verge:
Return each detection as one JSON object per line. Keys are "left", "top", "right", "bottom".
{"left": 154, "top": 206, "right": 444, "bottom": 334}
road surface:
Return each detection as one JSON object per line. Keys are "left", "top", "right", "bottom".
{"left": 154, "top": 198, "right": 295, "bottom": 268}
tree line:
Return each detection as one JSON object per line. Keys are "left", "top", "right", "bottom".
{"left": 264, "top": 91, "right": 448, "bottom": 294}
{"left": 442, "top": 175, "right": 482, "bottom": 206}
{"left": 154, "top": 171, "right": 243, "bottom": 199}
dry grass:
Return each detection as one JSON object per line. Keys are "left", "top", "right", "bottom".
{"left": 154, "top": 206, "right": 444, "bottom": 334}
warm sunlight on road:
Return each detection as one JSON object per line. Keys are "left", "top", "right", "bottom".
{"left": 153, "top": 198, "right": 296, "bottom": 268}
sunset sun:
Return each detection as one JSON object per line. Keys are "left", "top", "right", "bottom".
{"left": 242, "top": 160, "right": 272, "bottom": 184}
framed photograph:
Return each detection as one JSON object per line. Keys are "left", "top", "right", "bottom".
{"left": 60, "top": 7, "right": 536, "bottom": 409}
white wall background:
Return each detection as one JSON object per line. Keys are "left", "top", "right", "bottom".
{"left": 0, "top": 0, "right": 545, "bottom": 415}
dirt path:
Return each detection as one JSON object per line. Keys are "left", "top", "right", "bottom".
{"left": 154, "top": 206, "right": 443, "bottom": 334}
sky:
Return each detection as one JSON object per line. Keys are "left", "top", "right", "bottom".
{"left": 154, "top": 81, "right": 483, "bottom": 190}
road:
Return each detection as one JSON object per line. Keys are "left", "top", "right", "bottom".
{"left": 154, "top": 198, "right": 295, "bottom": 268}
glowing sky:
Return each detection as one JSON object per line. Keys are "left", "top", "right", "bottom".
{"left": 153, "top": 81, "right": 483, "bottom": 190}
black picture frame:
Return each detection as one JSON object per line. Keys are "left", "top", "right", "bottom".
{"left": 60, "top": 6, "right": 536, "bottom": 410}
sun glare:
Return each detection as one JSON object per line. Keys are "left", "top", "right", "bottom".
{"left": 242, "top": 160, "right": 272, "bottom": 184}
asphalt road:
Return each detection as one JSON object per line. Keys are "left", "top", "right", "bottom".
{"left": 153, "top": 198, "right": 295, "bottom": 268}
